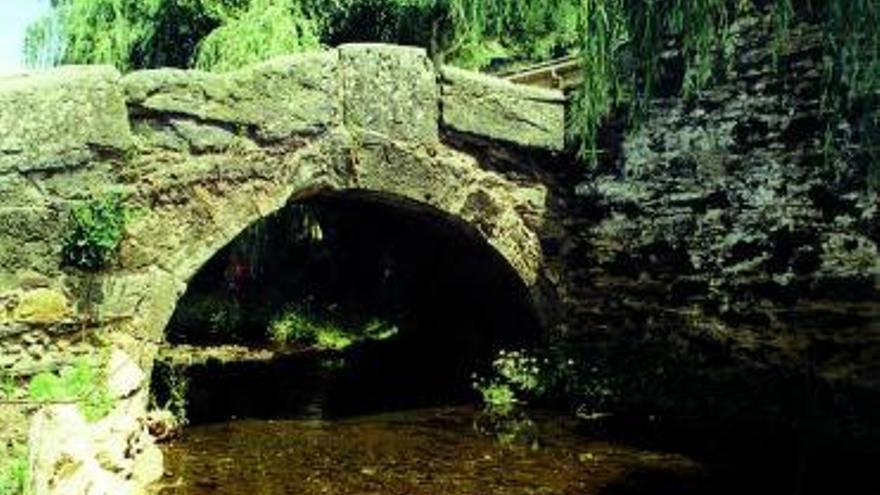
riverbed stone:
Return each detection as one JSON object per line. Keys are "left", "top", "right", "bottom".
{"left": 28, "top": 347, "right": 161, "bottom": 495}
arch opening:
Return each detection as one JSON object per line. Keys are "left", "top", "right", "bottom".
{"left": 152, "top": 190, "right": 544, "bottom": 423}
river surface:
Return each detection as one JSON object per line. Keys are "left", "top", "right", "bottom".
{"left": 150, "top": 406, "right": 760, "bottom": 495}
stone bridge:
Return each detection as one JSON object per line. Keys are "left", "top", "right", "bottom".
{"left": 0, "top": 43, "right": 566, "bottom": 374}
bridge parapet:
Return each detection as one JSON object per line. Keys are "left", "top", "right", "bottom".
{"left": 0, "top": 65, "right": 130, "bottom": 175}
{"left": 440, "top": 66, "right": 566, "bottom": 151}
{"left": 0, "top": 44, "right": 565, "bottom": 175}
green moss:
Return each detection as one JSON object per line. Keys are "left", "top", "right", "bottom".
{"left": 28, "top": 355, "right": 115, "bottom": 422}
{"left": 0, "top": 443, "right": 27, "bottom": 495}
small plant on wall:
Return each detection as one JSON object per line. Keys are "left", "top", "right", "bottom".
{"left": 0, "top": 443, "right": 28, "bottom": 495}
{"left": 28, "top": 355, "right": 116, "bottom": 422}
{"left": 62, "top": 193, "right": 129, "bottom": 271}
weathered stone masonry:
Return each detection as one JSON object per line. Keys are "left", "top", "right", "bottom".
{"left": 552, "top": 11, "right": 880, "bottom": 428}
{"left": 0, "top": 43, "right": 567, "bottom": 369}
{"left": 0, "top": 43, "right": 566, "bottom": 494}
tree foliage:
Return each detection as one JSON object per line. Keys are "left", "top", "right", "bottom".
{"left": 25, "top": 0, "right": 880, "bottom": 169}
{"left": 195, "top": 0, "right": 320, "bottom": 71}
{"left": 25, "top": 0, "right": 165, "bottom": 71}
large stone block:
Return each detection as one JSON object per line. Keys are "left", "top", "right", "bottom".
{"left": 11, "top": 288, "right": 71, "bottom": 326}
{"left": 123, "top": 51, "right": 340, "bottom": 142}
{"left": 0, "top": 66, "right": 131, "bottom": 173}
{"left": 0, "top": 207, "right": 65, "bottom": 276}
{"left": 339, "top": 44, "right": 439, "bottom": 144}
{"left": 440, "top": 66, "right": 566, "bottom": 151}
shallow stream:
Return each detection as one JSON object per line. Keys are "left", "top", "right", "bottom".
{"left": 152, "top": 406, "right": 761, "bottom": 495}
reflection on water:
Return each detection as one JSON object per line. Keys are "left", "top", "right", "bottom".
{"left": 153, "top": 407, "right": 753, "bottom": 495}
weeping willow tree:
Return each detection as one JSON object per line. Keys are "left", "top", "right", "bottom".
{"left": 24, "top": 0, "right": 880, "bottom": 171}
{"left": 820, "top": 0, "right": 880, "bottom": 187}
{"left": 24, "top": 0, "right": 165, "bottom": 70}
{"left": 195, "top": 0, "right": 320, "bottom": 71}
{"left": 23, "top": 0, "right": 248, "bottom": 70}
{"left": 568, "top": 0, "right": 879, "bottom": 165}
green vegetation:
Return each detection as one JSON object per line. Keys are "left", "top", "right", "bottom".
{"left": 62, "top": 193, "right": 128, "bottom": 272}
{"left": 474, "top": 347, "right": 614, "bottom": 421}
{"left": 268, "top": 307, "right": 398, "bottom": 351}
{"left": 150, "top": 361, "right": 190, "bottom": 426}
{"left": 195, "top": 0, "right": 320, "bottom": 71}
{"left": 473, "top": 349, "right": 547, "bottom": 415}
{"left": 171, "top": 294, "right": 243, "bottom": 338}
{"left": 0, "top": 374, "right": 19, "bottom": 400}
{"left": 24, "top": 1, "right": 880, "bottom": 168}
{"left": 28, "top": 356, "right": 115, "bottom": 422}
{"left": 0, "top": 443, "right": 28, "bottom": 495}
{"left": 269, "top": 307, "right": 349, "bottom": 350}
{"left": 472, "top": 350, "right": 549, "bottom": 445}
{"left": 476, "top": 381, "right": 518, "bottom": 416}
{"left": 361, "top": 318, "right": 400, "bottom": 341}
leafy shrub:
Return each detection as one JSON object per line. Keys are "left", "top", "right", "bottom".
{"left": 62, "top": 193, "right": 128, "bottom": 271}
{"left": 268, "top": 307, "right": 397, "bottom": 351}
{"left": 269, "top": 307, "right": 352, "bottom": 350}
{"left": 268, "top": 307, "right": 321, "bottom": 345}
{"left": 476, "top": 381, "right": 518, "bottom": 416}
{"left": 472, "top": 349, "right": 548, "bottom": 445}
{"left": 28, "top": 356, "right": 115, "bottom": 422}
{"left": 474, "top": 347, "right": 614, "bottom": 419}
{"left": 492, "top": 349, "right": 545, "bottom": 395}
{"left": 314, "top": 327, "right": 354, "bottom": 351}
{"left": 473, "top": 349, "right": 546, "bottom": 416}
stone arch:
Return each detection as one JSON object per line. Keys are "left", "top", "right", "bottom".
{"left": 0, "top": 42, "right": 568, "bottom": 494}
{"left": 121, "top": 129, "right": 549, "bottom": 347}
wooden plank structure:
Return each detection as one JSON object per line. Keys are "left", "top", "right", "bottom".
{"left": 499, "top": 55, "right": 582, "bottom": 94}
